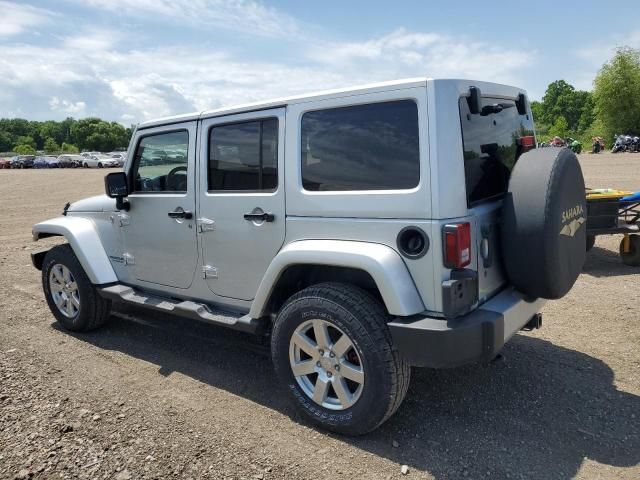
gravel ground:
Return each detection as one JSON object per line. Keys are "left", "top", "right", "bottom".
{"left": 1, "top": 153, "right": 639, "bottom": 479}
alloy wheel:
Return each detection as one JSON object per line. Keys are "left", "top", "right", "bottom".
{"left": 49, "top": 264, "right": 80, "bottom": 319}
{"left": 289, "top": 319, "right": 364, "bottom": 410}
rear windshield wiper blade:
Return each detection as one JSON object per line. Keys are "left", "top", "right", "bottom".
{"left": 480, "top": 103, "right": 515, "bottom": 116}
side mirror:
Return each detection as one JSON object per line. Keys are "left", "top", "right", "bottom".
{"left": 104, "top": 172, "right": 130, "bottom": 211}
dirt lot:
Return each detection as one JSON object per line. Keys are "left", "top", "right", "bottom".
{"left": 1, "top": 154, "right": 639, "bottom": 480}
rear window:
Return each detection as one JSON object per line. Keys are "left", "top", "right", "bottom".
{"left": 459, "top": 96, "right": 535, "bottom": 205}
{"left": 301, "top": 100, "right": 420, "bottom": 191}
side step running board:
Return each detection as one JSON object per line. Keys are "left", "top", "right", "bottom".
{"left": 99, "top": 284, "right": 260, "bottom": 334}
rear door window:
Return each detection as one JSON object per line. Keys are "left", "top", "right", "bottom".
{"left": 459, "top": 97, "right": 535, "bottom": 205}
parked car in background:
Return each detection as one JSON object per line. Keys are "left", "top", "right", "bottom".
{"left": 57, "top": 154, "right": 84, "bottom": 168}
{"left": 81, "top": 151, "right": 100, "bottom": 158}
{"left": 0, "top": 158, "right": 11, "bottom": 169}
{"left": 11, "top": 155, "right": 35, "bottom": 168}
{"left": 34, "top": 156, "right": 60, "bottom": 168}
{"left": 108, "top": 152, "right": 127, "bottom": 166}
{"left": 83, "top": 154, "right": 119, "bottom": 168}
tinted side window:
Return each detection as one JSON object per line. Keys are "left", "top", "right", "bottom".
{"left": 459, "top": 97, "right": 535, "bottom": 205}
{"left": 132, "top": 130, "right": 189, "bottom": 193}
{"left": 208, "top": 118, "right": 278, "bottom": 191}
{"left": 301, "top": 100, "right": 420, "bottom": 191}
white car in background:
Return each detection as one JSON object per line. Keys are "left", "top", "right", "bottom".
{"left": 108, "top": 152, "right": 127, "bottom": 167}
{"left": 82, "top": 154, "right": 119, "bottom": 168}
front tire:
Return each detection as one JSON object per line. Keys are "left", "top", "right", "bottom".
{"left": 271, "top": 282, "right": 410, "bottom": 435}
{"left": 42, "top": 244, "right": 111, "bottom": 331}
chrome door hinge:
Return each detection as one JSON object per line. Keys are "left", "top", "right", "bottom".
{"left": 110, "top": 213, "right": 130, "bottom": 227}
{"left": 122, "top": 253, "right": 135, "bottom": 265}
{"left": 202, "top": 265, "right": 218, "bottom": 279}
{"left": 197, "top": 218, "right": 215, "bottom": 233}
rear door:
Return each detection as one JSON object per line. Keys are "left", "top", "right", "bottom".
{"left": 458, "top": 95, "right": 535, "bottom": 302}
{"left": 198, "top": 109, "right": 286, "bottom": 301}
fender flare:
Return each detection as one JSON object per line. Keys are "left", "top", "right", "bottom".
{"left": 32, "top": 216, "right": 117, "bottom": 285}
{"left": 249, "top": 240, "right": 425, "bottom": 318}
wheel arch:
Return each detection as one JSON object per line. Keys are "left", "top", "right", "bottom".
{"left": 32, "top": 216, "right": 117, "bottom": 285}
{"left": 250, "top": 240, "right": 425, "bottom": 319}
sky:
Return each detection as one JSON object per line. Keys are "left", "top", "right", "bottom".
{"left": 1, "top": 0, "right": 640, "bottom": 125}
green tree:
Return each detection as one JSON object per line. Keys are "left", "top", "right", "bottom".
{"left": 40, "top": 121, "right": 65, "bottom": 147}
{"left": 549, "top": 115, "right": 569, "bottom": 138}
{"left": 540, "top": 80, "right": 594, "bottom": 132}
{"left": 61, "top": 142, "right": 79, "bottom": 153}
{"left": 14, "top": 144, "right": 36, "bottom": 154}
{"left": 594, "top": 46, "right": 640, "bottom": 138}
{"left": 0, "top": 131, "right": 14, "bottom": 152}
{"left": 15, "top": 135, "right": 36, "bottom": 149}
{"left": 70, "top": 118, "right": 130, "bottom": 151}
{"left": 44, "top": 137, "right": 60, "bottom": 153}
{"left": 530, "top": 101, "right": 544, "bottom": 122}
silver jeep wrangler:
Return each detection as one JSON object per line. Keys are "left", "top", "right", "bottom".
{"left": 32, "top": 78, "right": 587, "bottom": 435}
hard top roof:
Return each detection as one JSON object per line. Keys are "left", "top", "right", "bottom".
{"left": 136, "top": 77, "right": 431, "bottom": 130}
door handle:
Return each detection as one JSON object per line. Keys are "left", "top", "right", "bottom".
{"left": 168, "top": 209, "right": 193, "bottom": 219}
{"left": 244, "top": 212, "right": 275, "bottom": 222}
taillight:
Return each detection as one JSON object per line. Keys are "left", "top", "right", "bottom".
{"left": 518, "top": 135, "right": 536, "bottom": 152}
{"left": 443, "top": 223, "right": 471, "bottom": 269}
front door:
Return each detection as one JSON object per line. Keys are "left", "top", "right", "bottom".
{"left": 198, "top": 109, "right": 286, "bottom": 301}
{"left": 123, "top": 122, "right": 198, "bottom": 289}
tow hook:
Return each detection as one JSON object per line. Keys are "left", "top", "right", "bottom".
{"left": 521, "top": 313, "right": 542, "bottom": 331}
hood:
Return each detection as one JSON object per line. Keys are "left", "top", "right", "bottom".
{"left": 67, "top": 195, "right": 117, "bottom": 213}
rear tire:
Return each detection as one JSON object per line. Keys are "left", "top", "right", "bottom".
{"left": 620, "top": 235, "right": 640, "bottom": 266}
{"left": 42, "top": 244, "right": 111, "bottom": 332}
{"left": 271, "top": 282, "right": 410, "bottom": 435}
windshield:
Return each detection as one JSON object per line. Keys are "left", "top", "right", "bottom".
{"left": 459, "top": 96, "right": 535, "bottom": 206}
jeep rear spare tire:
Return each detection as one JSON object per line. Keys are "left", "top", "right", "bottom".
{"left": 501, "top": 147, "right": 586, "bottom": 299}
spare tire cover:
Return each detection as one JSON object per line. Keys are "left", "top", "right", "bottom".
{"left": 501, "top": 147, "right": 586, "bottom": 299}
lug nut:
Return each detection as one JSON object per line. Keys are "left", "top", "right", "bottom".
{"left": 335, "top": 365, "right": 340, "bottom": 371}
{"left": 329, "top": 352, "right": 335, "bottom": 358}
{"left": 316, "top": 361, "right": 321, "bottom": 367}
{"left": 327, "top": 372, "right": 332, "bottom": 378}
{"left": 319, "top": 349, "right": 324, "bottom": 356}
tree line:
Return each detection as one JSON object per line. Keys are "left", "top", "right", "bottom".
{"left": 532, "top": 47, "right": 640, "bottom": 146}
{"left": 0, "top": 117, "right": 133, "bottom": 155}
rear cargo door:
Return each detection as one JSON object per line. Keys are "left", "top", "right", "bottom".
{"left": 458, "top": 95, "right": 535, "bottom": 302}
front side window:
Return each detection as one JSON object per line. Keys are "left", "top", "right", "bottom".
{"left": 301, "top": 100, "right": 420, "bottom": 191}
{"left": 208, "top": 118, "right": 278, "bottom": 191}
{"left": 132, "top": 130, "right": 189, "bottom": 193}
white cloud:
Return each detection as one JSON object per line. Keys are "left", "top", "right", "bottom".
{"left": 0, "top": 9, "right": 537, "bottom": 124}
{"left": 71, "top": 0, "right": 299, "bottom": 37}
{"left": 49, "top": 97, "right": 87, "bottom": 115}
{"left": 310, "top": 28, "right": 534, "bottom": 87}
{"left": 62, "top": 28, "right": 122, "bottom": 52}
{"left": 0, "top": 1, "right": 54, "bottom": 36}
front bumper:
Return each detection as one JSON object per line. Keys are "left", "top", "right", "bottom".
{"left": 388, "top": 288, "right": 546, "bottom": 368}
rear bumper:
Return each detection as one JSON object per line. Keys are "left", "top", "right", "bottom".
{"left": 388, "top": 288, "right": 546, "bottom": 368}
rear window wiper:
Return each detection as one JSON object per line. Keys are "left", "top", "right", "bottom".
{"left": 480, "top": 103, "right": 515, "bottom": 116}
